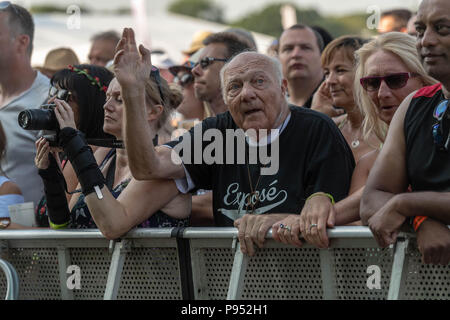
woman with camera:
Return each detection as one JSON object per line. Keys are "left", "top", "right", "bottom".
{"left": 34, "top": 64, "right": 114, "bottom": 227}
{"left": 35, "top": 66, "right": 190, "bottom": 234}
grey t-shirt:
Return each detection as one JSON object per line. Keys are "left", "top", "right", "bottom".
{"left": 0, "top": 71, "right": 50, "bottom": 206}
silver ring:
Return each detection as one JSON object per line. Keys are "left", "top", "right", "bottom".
{"left": 309, "top": 223, "right": 318, "bottom": 232}
{"left": 279, "top": 224, "right": 291, "bottom": 232}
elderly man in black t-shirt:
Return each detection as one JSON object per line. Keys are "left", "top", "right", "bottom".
{"left": 114, "top": 28, "right": 355, "bottom": 256}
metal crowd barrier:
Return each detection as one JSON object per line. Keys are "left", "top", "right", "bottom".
{"left": 0, "top": 227, "right": 448, "bottom": 300}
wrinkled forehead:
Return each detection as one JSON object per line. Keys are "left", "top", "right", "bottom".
{"left": 224, "top": 54, "right": 275, "bottom": 81}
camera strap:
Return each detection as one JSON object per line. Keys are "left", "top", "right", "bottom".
{"left": 86, "top": 135, "right": 159, "bottom": 148}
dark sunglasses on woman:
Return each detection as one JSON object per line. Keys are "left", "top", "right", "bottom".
{"left": 360, "top": 72, "right": 417, "bottom": 92}
{"left": 48, "top": 86, "right": 72, "bottom": 102}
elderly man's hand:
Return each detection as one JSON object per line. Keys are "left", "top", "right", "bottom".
{"left": 272, "top": 214, "right": 303, "bottom": 247}
{"left": 114, "top": 28, "right": 152, "bottom": 91}
{"left": 368, "top": 196, "right": 406, "bottom": 248}
{"left": 416, "top": 219, "right": 450, "bottom": 265}
{"left": 298, "top": 194, "right": 335, "bottom": 248}
{"left": 234, "top": 214, "right": 283, "bottom": 256}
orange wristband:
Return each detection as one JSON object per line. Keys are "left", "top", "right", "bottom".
{"left": 413, "top": 216, "right": 428, "bottom": 232}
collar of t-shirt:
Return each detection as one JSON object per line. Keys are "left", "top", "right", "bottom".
{"left": 245, "top": 111, "right": 292, "bottom": 147}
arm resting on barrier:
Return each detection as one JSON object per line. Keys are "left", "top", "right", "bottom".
{"left": 85, "top": 178, "right": 191, "bottom": 240}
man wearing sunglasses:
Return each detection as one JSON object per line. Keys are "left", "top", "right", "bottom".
{"left": 0, "top": 2, "right": 49, "bottom": 206}
{"left": 361, "top": 0, "right": 450, "bottom": 265}
{"left": 190, "top": 32, "right": 253, "bottom": 116}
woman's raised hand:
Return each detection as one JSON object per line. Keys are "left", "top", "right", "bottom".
{"left": 113, "top": 28, "right": 152, "bottom": 91}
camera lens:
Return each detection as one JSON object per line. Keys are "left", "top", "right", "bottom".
{"left": 18, "top": 110, "right": 31, "bottom": 129}
{"left": 17, "top": 107, "right": 59, "bottom": 131}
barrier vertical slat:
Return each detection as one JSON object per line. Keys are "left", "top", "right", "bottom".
{"left": 319, "top": 249, "right": 337, "bottom": 300}
{"left": 57, "top": 246, "right": 74, "bottom": 300}
{"left": 226, "top": 246, "right": 249, "bottom": 300}
{"left": 104, "top": 240, "right": 129, "bottom": 300}
{"left": 387, "top": 238, "right": 409, "bottom": 300}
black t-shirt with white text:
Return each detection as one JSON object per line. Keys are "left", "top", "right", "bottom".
{"left": 168, "top": 105, "right": 355, "bottom": 226}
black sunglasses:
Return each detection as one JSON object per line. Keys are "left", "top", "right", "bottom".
{"left": 360, "top": 72, "right": 417, "bottom": 92}
{"left": 193, "top": 57, "right": 227, "bottom": 70}
{"left": 48, "top": 86, "right": 72, "bottom": 102}
{"left": 432, "top": 99, "right": 450, "bottom": 151}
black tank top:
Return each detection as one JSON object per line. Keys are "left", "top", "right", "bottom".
{"left": 404, "top": 83, "right": 450, "bottom": 192}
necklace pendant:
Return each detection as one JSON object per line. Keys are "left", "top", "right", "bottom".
{"left": 351, "top": 139, "right": 360, "bottom": 148}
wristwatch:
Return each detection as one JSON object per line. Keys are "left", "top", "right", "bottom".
{"left": 0, "top": 219, "right": 10, "bottom": 229}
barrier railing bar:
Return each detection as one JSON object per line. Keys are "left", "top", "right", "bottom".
{"left": 57, "top": 246, "right": 74, "bottom": 300}
{"left": 226, "top": 246, "right": 249, "bottom": 300}
{"left": 387, "top": 237, "right": 410, "bottom": 300}
{"left": 0, "top": 259, "right": 19, "bottom": 300}
{"left": 319, "top": 249, "right": 337, "bottom": 300}
{"left": 104, "top": 240, "right": 130, "bottom": 300}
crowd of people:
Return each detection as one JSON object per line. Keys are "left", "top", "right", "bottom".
{"left": 0, "top": 0, "right": 449, "bottom": 266}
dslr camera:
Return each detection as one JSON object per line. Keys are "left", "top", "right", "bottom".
{"left": 18, "top": 103, "right": 60, "bottom": 146}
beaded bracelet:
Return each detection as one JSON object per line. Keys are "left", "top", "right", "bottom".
{"left": 306, "top": 192, "right": 335, "bottom": 205}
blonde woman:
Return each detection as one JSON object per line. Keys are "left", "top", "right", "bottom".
{"left": 273, "top": 32, "right": 436, "bottom": 248}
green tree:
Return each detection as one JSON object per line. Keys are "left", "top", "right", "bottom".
{"left": 230, "top": 2, "right": 372, "bottom": 39}
{"left": 168, "top": 0, "right": 224, "bottom": 24}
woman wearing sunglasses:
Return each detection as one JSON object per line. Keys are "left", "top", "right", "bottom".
{"left": 34, "top": 67, "right": 190, "bottom": 232}
{"left": 273, "top": 33, "right": 436, "bottom": 249}
{"left": 34, "top": 64, "right": 114, "bottom": 227}
{"left": 353, "top": 32, "right": 437, "bottom": 192}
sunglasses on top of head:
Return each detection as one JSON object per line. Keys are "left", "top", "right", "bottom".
{"left": 193, "top": 57, "right": 228, "bottom": 70}
{"left": 360, "top": 72, "right": 418, "bottom": 92}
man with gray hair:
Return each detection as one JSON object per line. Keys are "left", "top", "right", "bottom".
{"left": 0, "top": 2, "right": 49, "bottom": 206}
{"left": 113, "top": 28, "right": 355, "bottom": 256}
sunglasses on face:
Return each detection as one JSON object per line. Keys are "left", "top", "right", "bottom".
{"left": 174, "top": 72, "right": 194, "bottom": 88}
{"left": 193, "top": 57, "right": 227, "bottom": 70}
{"left": 360, "top": 72, "right": 417, "bottom": 92}
{"left": 432, "top": 99, "right": 450, "bottom": 151}
{"left": 48, "top": 86, "right": 72, "bottom": 102}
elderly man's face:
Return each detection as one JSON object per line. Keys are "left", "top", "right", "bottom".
{"left": 223, "top": 53, "right": 288, "bottom": 132}
{"left": 415, "top": 0, "right": 450, "bottom": 85}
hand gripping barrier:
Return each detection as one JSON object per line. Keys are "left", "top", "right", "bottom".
{"left": 0, "top": 226, "right": 448, "bottom": 300}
